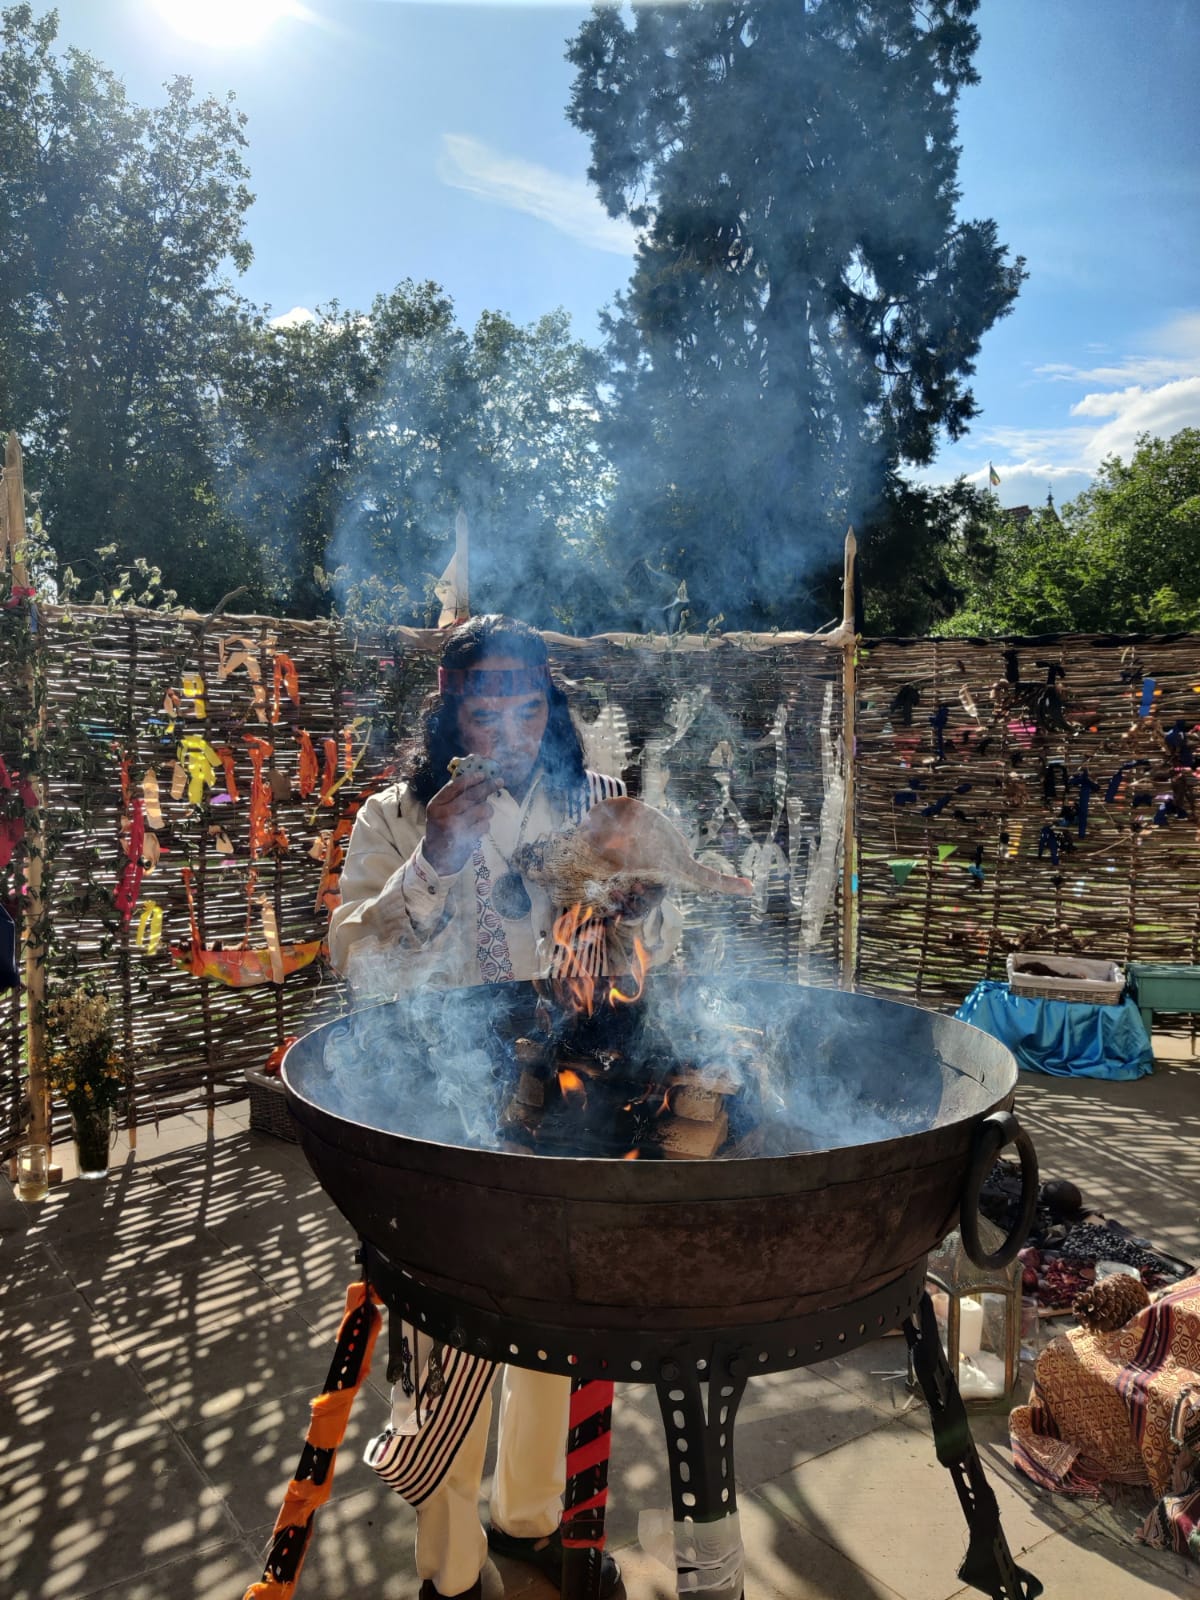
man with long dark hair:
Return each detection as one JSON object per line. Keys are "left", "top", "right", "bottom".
{"left": 330, "top": 615, "right": 677, "bottom": 1600}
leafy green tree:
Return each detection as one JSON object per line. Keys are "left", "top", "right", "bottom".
{"left": 856, "top": 474, "right": 996, "bottom": 634}
{"left": 216, "top": 290, "right": 613, "bottom": 627}
{"left": 567, "top": 0, "right": 1025, "bottom": 630}
{"left": 453, "top": 307, "right": 616, "bottom": 630}
{"left": 1063, "top": 429, "right": 1200, "bottom": 630}
{"left": 213, "top": 283, "right": 468, "bottom": 619}
{"left": 939, "top": 494, "right": 1078, "bottom": 636}
{"left": 941, "top": 430, "right": 1200, "bottom": 635}
{"left": 0, "top": 4, "right": 259, "bottom": 606}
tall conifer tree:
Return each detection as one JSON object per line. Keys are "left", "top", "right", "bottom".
{"left": 568, "top": 0, "right": 1025, "bottom": 629}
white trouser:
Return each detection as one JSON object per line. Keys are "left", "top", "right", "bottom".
{"left": 390, "top": 1357, "right": 571, "bottom": 1597}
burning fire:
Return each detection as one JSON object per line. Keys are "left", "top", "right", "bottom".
{"left": 558, "top": 1067, "right": 587, "bottom": 1106}
{"left": 609, "top": 937, "right": 648, "bottom": 1006}
{"left": 548, "top": 904, "right": 648, "bottom": 1017}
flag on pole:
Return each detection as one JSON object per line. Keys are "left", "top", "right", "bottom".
{"left": 988, "top": 462, "right": 1001, "bottom": 488}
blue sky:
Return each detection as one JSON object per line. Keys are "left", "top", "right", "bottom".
{"left": 49, "top": 0, "right": 1200, "bottom": 511}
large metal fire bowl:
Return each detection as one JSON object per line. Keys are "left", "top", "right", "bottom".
{"left": 282, "top": 977, "right": 1024, "bottom": 1334}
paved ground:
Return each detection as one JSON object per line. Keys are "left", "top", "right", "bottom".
{"left": 3, "top": 1032, "right": 1200, "bottom": 1600}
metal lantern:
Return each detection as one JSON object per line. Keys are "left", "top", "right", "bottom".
{"left": 922, "top": 1219, "right": 1024, "bottom": 1406}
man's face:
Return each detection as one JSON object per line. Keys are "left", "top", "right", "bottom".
{"left": 454, "top": 654, "right": 550, "bottom": 794}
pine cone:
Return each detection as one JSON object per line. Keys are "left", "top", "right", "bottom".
{"left": 1072, "top": 1273, "right": 1150, "bottom": 1332}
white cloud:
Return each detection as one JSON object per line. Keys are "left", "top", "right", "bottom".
{"left": 438, "top": 133, "right": 639, "bottom": 257}
{"left": 1067, "top": 377, "right": 1200, "bottom": 467}
{"left": 950, "top": 312, "right": 1200, "bottom": 496}
{"left": 269, "top": 306, "right": 317, "bottom": 328}
{"left": 955, "top": 457, "right": 1092, "bottom": 509}
{"left": 1035, "top": 312, "right": 1200, "bottom": 391}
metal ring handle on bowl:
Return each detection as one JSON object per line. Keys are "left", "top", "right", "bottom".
{"left": 959, "top": 1110, "right": 1039, "bottom": 1270}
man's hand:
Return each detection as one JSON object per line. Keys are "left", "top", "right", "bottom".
{"left": 423, "top": 770, "right": 501, "bottom": 877}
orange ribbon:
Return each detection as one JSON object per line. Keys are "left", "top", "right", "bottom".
{"left": 297, "top": 730, "right": 318, "bottom": 798}
{"left": 216, "top": 746, "right": 240, "bottom": 803}
{"left": 273, "top": 654, "right": 300, "bottom": 721}
{"left": 318, "top": 738, "right": 338, "bottom": 807}
{"left": 243, "top": 1283, "right": 382, "bottom": 1600}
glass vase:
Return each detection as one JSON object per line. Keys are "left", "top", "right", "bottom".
{"left": 17, "top": 1142, "right": 50, "bottom": 1202}
{"left": 71, "top": 1105, "right": 115, "bottom": 1180}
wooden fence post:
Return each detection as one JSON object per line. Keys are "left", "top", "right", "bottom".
{"left": 4, "top": 433, "right": 49, "bottom": 1153}
{"left": 840, "top": 527, "right": 858, "bottom": 989}
{"left": 454, "top": 508, "right": 470, "bottom": 622}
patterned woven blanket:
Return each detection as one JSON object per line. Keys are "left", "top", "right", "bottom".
{"left": 1010, "top": 1272, "right": 1200, "bottom": 1504}
{"left": 1138, "top": 1387, "right": 1200, "bottom": 1561}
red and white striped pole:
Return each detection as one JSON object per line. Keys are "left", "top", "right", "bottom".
{"left": 560, "top": 1375, "right": 615, "bottom": 1600}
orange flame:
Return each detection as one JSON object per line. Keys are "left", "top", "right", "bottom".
{"left": 551, "top": 906, "right": 650, "bottom": 1017}
{"left": 551, "top": 902, "right": 613, "bottom": 1017}
{"left": 558, "top": 1068, "right": 587, "bottom": 1104}
{"left": 609, "top": 937, "right": 648, "bottom": 1006}
{"left": 622, "top": 1149, "right": 640, "bottom": 1160}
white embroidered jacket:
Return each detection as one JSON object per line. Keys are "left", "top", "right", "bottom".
{"left": 328, "top": 768, "right": 681, "bottom": 996}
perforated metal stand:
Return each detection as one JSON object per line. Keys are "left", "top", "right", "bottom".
{"left": 904, "top": 1293, "right": 1044, "bottom": 1600}
{"left": 648, "top": 1346, "right": 749, "bottom": 1600}
{"left": 360, "top": 1246, "right": 1040, "bottom": 1600}
{"left": 654, "top": 1346, "right": 748, "bottom": 1527}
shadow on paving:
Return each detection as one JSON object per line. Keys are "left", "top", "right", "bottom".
{"left": 2, "top": 1049, "right": 1199, "bottom": 1598}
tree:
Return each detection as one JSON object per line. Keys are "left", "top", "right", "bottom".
{"left": 1062, "top": 429, "right": 1200, "bottom": 630}
{"left": 213, "top": 283, "right": 468, "bottom": 619}
{"left": 0, "top": 4, "right": 259, "bottom": 606}
{"left": 938, "top": 494, "right": 1079, "bottom": 636}
{"left": 567, "top": 0, "right": 1025, "bottom": 630}
{"left": 856, "top": 474, "right": 996, "bottom": 634}
{"left": 941, "top": 430, "right": 1200, "bottom": 635}
{"left": 216, "top": 290, "right": 613, "bottom": 627}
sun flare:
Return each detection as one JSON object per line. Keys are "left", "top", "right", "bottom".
{"left": 149, "top": 0, "right": 302, "bottom": 49}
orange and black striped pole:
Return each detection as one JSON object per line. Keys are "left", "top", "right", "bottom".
{"left": 560, "top": 1375, "right": 615, "bottom": 1600}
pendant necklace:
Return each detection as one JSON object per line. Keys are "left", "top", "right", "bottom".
{"left": 490, "top": 774, "right": 541, "bottom": 923}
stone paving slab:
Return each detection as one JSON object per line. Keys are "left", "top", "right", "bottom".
{"left": 1, "top": 1350, "right": 240, "bottom": 1600}
{"left": 83, "top": 1540, "right": 261, "bottom": 1600}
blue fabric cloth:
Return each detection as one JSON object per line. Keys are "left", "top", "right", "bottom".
{"left": 955, "top": 981, "right": 1154, "bottom": 1079}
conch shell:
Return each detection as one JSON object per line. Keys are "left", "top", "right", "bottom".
{"left": 513, "top": 797, "right": 752, "bottom": 914}
{"left": 448, "top": 754, "right": 503, "bottom": 783}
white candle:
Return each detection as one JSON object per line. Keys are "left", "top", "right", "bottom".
{"left": 959, "top": 1295, "right": 984, "bottom": 1357}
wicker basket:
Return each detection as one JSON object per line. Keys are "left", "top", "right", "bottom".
{"left": 1006, "top": 952, "right": 1125, "bottom": 1006}
{"left": 246, "top": 1066, "right": 300, "bottom": 1142}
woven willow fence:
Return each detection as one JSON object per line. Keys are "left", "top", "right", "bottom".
{"left": 856, "top": 634, "right": 1200, "bottom": 1010}
{"left": 3, "top": 574, "right": 1199, "bottom": 1160}
{"left": 0, "top": 605, "right": 847, "bottom": 1157}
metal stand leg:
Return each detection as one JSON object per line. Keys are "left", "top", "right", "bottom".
{"left": 653, "top": 1350, "right": 748, "bottom": 1600}
{"left": 561, "top": 1376, "right": 614, "bottom": 1600}
{"left": 905, "top": 1293, "right": 1044, "bottom": 1600}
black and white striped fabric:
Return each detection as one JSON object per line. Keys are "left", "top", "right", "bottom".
{"left": 549, "top": 771, "right": 627, "bottom": 984}
{"left": 364, "top": 1345, "right": 497, "bottom": 1507}
{"left": 586, "top": 772, "right": 624, "bottom": 807}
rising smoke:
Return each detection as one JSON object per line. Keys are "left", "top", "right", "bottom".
{"left": 306, "top": 970, "right": 974, "bottom": 1159}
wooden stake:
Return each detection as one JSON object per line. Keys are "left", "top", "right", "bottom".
{"left": 5, "top": 436, "right": 49, "bottom": 1152}
{"left": 454, "top": 508, "right": 470, "bottom": 622}
{"left": 6, "top": 430, "right": 27, "bottom": 588}
{"left": 841, "top": 528, "right": 858, "bottom": 990}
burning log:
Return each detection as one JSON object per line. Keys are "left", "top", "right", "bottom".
{"left": 493, "top": 992, "right": 753, "bottom": 1160}
{"left": 667, "top": 1081, "right": 726, "bottom": 1123}
{"left": 658, "top": 1109, "right": 729, "bottom": 1160}
{"left": 485, "top": 883, "right": 772, "bottom": 1159}
{"left": 513, "top": 1071, "right": 545, "bottom": 1109}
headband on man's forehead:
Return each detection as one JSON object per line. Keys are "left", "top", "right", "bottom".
{"left": 438, "top": 663, "right": 552, "bottom": 699}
